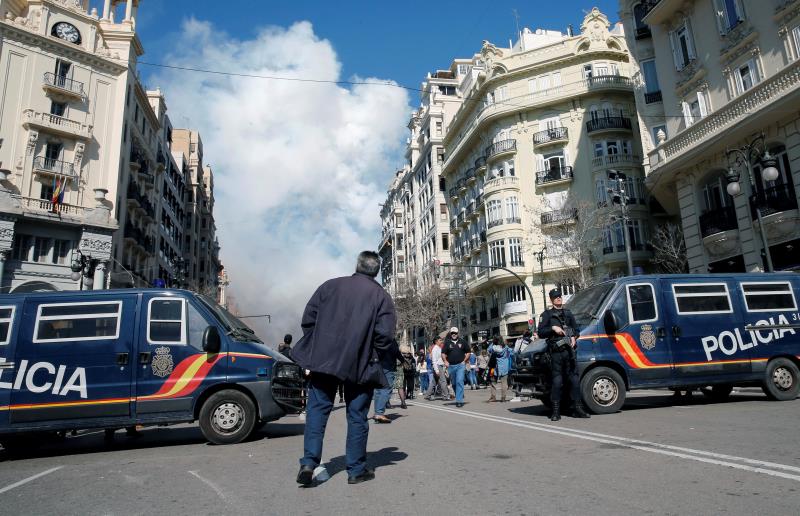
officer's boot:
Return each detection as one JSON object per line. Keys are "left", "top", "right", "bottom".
{"left": 550, "top": 401, "right": 561, "bottom": 421}
{"left": 571, "top": 400, "right": 591, "bottom": 418}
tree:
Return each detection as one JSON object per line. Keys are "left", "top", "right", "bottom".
{"left": 393, "top": 271, "right": 453, "bottom": 349}
{"left": 649, "top": 223, "right": 688, "bottom": 274}
{"left": 524, "top": 195, "right": 606, "bottom": 290}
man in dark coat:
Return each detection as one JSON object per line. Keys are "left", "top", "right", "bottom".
{"left": 291, "top": 251, "right": 398, "bottom": 486}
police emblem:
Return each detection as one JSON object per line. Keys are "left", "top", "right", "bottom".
{"left": 151, "top": 346, "right": 174, "bottom": 378}
{"left": 640, "top": 324, "right": 657, "bottom": 351}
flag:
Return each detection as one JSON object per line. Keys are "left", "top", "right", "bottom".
{"left": 51, "top": 176, "right": 65, "bottom": 212}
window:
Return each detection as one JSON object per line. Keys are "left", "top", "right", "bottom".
{"left": 0, "top": 306, "right": 15, "bottom": 345}
{"left": 641, "top": 60, "right": 660, "bottom": 94}
{"left": 11, "top": 234, "right": 31, "bottom": 261}
{"left": 670, "top": 21, "right": 696, "bottom": 70}
{"left": 508, "top": 237, "right": 524, "bottom": 266}
{"left": 52, "top": 239, "right": 71, "bottom": 265}
{"left": 442, "top": 233, "right": 449, "bottom": 251}
{"left": 32, "top": 237, "right": 50, "bottom": 263}
{"left": 505, "top": 196, "right": 520, "bottom": 222}
{"left": 489, "top": 239, "right": 506, "bottom": 267}
{"left": 672, "top": 283, "right": 732, "bottom": 314}
{"left": 741, "top": 282, "right": 797, "bottom": 312}
{"left": 633, "top": 3, "right": 650, "bottom": 37}
{"left": 734, "top": 59, "right": 758, "bottom": 94}
{"left": 583, "top": 64, "right": 593, "bottom": 79}
{"left": 487, "top": 199, "right": 503, "bottom": 227}
{"left": 55, "top": 59, "right": 71, "bottom": 79}
{"left": 34, "top": 302, "right": 122, "bottom": 342}
{"left": 148, "top": 298, "right": 187, "bottom": 344}
{"left": 50, "top": 101, "right": 66, "bottom": 117}
{"left": 440, "top": 203, "right": 447, "bottom": 221}
{"left": 793, "top": 26, "right": 800, "bottom": 61}
{"left": 627, "top": 284, "right": 658, "bottom": 323}
{"left": 507, "top": 285, "right": 527, "bottom": 302}
{"left": 682, "top": 91, "right": 708, "bottom": 126}
{"left": 714, "top": 0, "right": 745, "bottom": 34}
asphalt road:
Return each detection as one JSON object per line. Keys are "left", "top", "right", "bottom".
{"left": 1, "top": 388, "right": 798, "bottom": 515}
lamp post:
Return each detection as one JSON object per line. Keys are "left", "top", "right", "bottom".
{"left": 70, "top": 250, "right": 98, "bottom": 290}
{"left": 724, "top": 133, "right": 780, "bottom": 273}
{"left": 607, "top": 170, "right": 634, "bottom": 276}
{"left": 533, "top": 246, "right": 547, "bottom": 310}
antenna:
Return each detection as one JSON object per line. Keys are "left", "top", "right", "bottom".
{"left": 512, "top": 8, "right": 521, "bottom": 41}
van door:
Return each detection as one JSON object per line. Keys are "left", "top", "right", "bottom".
{"left": 0, "top": 302, "right": 21, "bottom": 426}
{"left": 665, "top": 280, "right": 749, "bottom": 384}
{"left": 134, "top": 294, "right": 226, "bottom": 417}
{"left": 605, "top": 281, "right": 674, "bottom": 387}
{"left": 10, "top": 295, "right": 136, "bottom": 424}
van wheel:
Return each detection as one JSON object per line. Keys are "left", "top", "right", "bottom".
{"left": 581, "top": 367, "right": 626, "bottom": 414}
{"left": 761, "top": 358, "right": 800, "bottom": 401}
{"left": 700, "top": 384, "right": 733, "bottom": 401}
{"left": 199, "top": 390, "right": 256, "bottom": 445}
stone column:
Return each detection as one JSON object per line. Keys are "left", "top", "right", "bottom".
{"left": 102, "top": 0, "right": 111, "bottom": 20}
{"left": 124, "top": 0, "right": 133, "bottom": 22}
{"left": 93, "top": 261, "right": 107, "bottom": 290}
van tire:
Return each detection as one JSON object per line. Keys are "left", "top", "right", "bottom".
{"left": 761, "top": 358, "right": 800, "bottom": 401}
{"left": 581, "top": 367, "right": 626, "bottom": 414}
{"left": 700, "top": 384, "right": 733, "bottom": 401}
{"left": 199, "top": 390, "right": 256, "bottom": 445}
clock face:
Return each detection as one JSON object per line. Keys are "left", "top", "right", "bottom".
{"left": 52, "top": 22, "right": 81, "bottom": 45}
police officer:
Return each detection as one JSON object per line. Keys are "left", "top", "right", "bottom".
{"left": 537, "top": 289, "right": 590, "bottom": 421}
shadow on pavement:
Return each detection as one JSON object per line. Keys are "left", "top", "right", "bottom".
{"left": 324, "top": 446, "right": 408, "bottom": 478}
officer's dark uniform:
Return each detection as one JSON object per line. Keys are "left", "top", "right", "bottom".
{"left": 537, "top": 289, "right": 590, "bottom": 421}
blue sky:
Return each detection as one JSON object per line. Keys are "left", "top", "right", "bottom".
{"left": 95, "top": 0, "right": 620, "bottom": 90}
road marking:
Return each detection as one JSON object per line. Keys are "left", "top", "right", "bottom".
{"left": 0, "top": 466, "right": 63, "bottom": 495}
{"left": 410, "top": 402, "right": 800, "bottom": 482}
{"left": 188, "top": 470, "right": 226, "bottom": 500}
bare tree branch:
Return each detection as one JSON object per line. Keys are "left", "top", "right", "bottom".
{"left": 649, "top": 223, "right": 688, "bottom": 274}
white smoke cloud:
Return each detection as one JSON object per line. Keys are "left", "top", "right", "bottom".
{"left": 151, "top": 19, "right": 409, "bottom": 343}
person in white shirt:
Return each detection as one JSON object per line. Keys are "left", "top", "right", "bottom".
{"left": 424, "top": 337, "right": 450, "bottom": 400}
{"left": 514, "top": 330, "right": 534, "bottom": 354}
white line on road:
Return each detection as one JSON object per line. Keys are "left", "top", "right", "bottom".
{"left": 0, "top": 466, "right": 63, "bottom": 495}
{"left": 411, "top": 402, "right": 800, "bottom": 482}
{"left": 188, "top": 470, "right": 226, "bottom": 500}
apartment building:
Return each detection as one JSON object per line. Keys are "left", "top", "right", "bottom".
{"left": 620, "top": 0, "right": 800, "bottom": 273}
{"left": 379, "top": 69, "right": 463, "bottom": 294}
{"left": 0, "top": 0, "right": 222, "bottom": 295}
{"left": 442, "top": 9, "right": 654, "bottom": 343}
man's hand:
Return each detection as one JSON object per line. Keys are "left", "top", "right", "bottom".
{"left": 552, "top": 325, "right": 565, "bottom": 336}
{"left": 571, "top": 336, "right": 577, "bottom": 348}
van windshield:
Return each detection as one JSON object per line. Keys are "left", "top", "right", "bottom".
{"left": 565, "top": 282, "right": 615, "bottom": 327}
{"left": 196, "top": 295, "right": 262, "bottom": 343}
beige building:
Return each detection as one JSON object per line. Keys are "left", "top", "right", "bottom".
{"left": 442, "top": 9, "right": 654, "bottom": 343}
{"left": 0, "top": 0, "right": 223, "bottom": 296}
{"left": 621, "top": 0, "right": 800, "bottom": 273}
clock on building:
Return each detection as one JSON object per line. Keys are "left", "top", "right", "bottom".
{"left": 51, "top": 22, "right": 82, "bottom": 45}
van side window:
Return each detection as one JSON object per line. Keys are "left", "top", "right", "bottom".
{"left": 672, "top": 283, "right": 732, "bottom": 314}
{"left": 148, "top": 298, "right": 187, "bottom": 345}
{"left": 0, "top": 306, "right": 15, "bottom": 345}
{"left": 627, "top": 284, "right": 657, "bottom": 323}
{"left": 741, "top": 282, "right": 797, "bottom": 312}
{"left": 609, "top": 291, "right": 629, "bottom": 328}
{"left": 34, "top": 302, "right": 122, "bottom": 342}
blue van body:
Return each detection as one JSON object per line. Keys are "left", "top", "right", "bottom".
{"left": 0, "top": 289, "right": 304, "bottom": 444}
{"left": 513, "top": 273, "right": 800, "bottom": 413}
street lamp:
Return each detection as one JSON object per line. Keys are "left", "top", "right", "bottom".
{"left": 724, "top": 133, "right": 780, "bottom": 272}
{"left": 533, "top": 245, "right": 547, "bottom": 310}
{"left": 70, "top": 250, "right": 98, "bottom": 288}
{"left": 607, "top": 170, "right": 634, "bottom": 276}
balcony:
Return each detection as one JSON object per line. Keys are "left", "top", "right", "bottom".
{"left": 750, "top": 184, "right": 798, "bottom": 219}
{"left": 532, "top": 127, "right": 569, "bottom": 146}
{"left": 488, "top": 218, "right": 503, "bottom": 229}
{"left": 635, "top": 26, "right": 652, "bottom": 40}
{"left": 450, "top": 218, "right": 458, "bottom": 230}
{"left": 466, "top": 202, "right": 474, "bottom": 217}
{"left": 485, "top": 139, "right": 516, "bottom": 160}
{"left": 458, "top": 212, "right": 468, "bottom": 227}
{"left": 32, "top": 156, "right": 77, "bottom": 179}
{"left": 465, "top": 167, "right": 476, "bottom": 183}
{"left": 42, "top": 73, "right": 85, "bottom": 99}
{"left": 644, "top": 90, "right": 662, "bottom": 104}
{"left": 699, "top": 206, "right": 738, "bottom": 238}
{"left": 18, "top": 196, "right": 87, "bottom": 218}
{"left": 536, "top": 166, "right": 573, "bottom": 186}
{"left": 483, "top": 175, "right": 520, "bottom": 196}
{"left": 541, "top": 208, "right": 578, "bottom": 226}
{"left": 506, "top": 217, "right": 522, "bottom": 225}
{"left": 475, "top": 193, "right": 483, "bottom": 207}
{"left": 474, "top": 156, "right": 487, "bottom": 171}
{"left": 586, "top": 116, "right": 632, "bottom": 134}
{"left": 591, "top": 153, "right": 641, "bottom": 171}
{"left": 449, "top": 187, "right": 459, "bottom": 199}
{"left": 457, "top": 178, "right": 467, "bottom": 192}
{"left": 479, "top": 231, "right": 487, "bottom": 244}
{"left": 21, "top": 109, "right": 92, "bottom": 140}
{"left": 585, "top": 75, "right": 634, "bottom": 91}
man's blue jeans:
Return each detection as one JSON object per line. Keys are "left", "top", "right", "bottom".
{"left": 420, "top": 371, "right": 429, "bottom": 393}
{"left": 448, "top": 362, "right": 466, "bottom": 403}
{"left": 373, "top": 363, "right": 396, "bottom": 416}
{"left": 300, "top": 373, "right": 373, "bottom": 477}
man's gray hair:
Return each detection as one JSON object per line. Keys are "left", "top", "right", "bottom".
{"left": 356, "top": 251, "right": 381, "bottom": 277}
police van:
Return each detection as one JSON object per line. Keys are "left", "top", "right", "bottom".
{"left": 0, "top": 289, "right": 304, "bottom": 446}
{"left": 513, "top": 274, "right": 800, "bottom": 414}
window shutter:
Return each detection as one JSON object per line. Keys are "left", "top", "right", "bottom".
{"left": 697, "top": 91, "right": 709, "bottom": 117}
{"left": 669, "top": 31, "right": 682, "bottom": 70}
{"left": 734, "top": 0, "right": 746, "bottom": 23}
{"left": 685, "top": 20, "right": 696, "bottom": 60}
{"left": 713, "top": 0, "right": 726, "bottom": 34}
{"left": 681, "top": 101, "right": 693, "bottom": 126}
{"left": 563, "top": 148, "right": 571, "bottom": 167}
